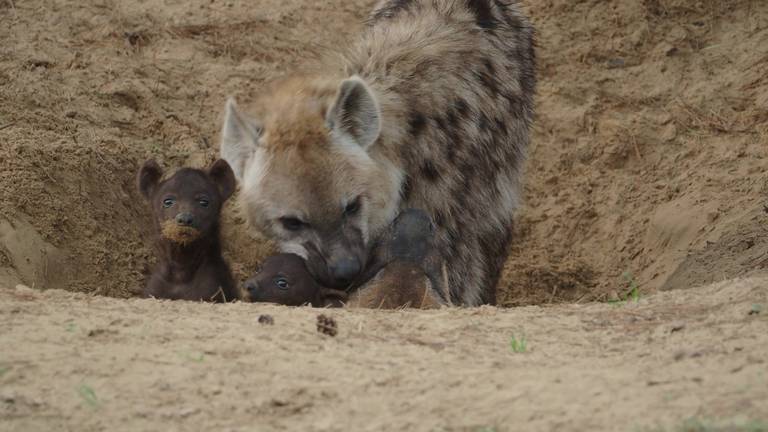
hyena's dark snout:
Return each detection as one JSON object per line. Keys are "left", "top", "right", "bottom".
{"left": 328, "top": 255, "right": 361, "bottom": 286}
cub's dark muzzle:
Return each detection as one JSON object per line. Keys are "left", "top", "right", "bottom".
{"left": 175, "top": 212, "right": 195, "bottom": 227}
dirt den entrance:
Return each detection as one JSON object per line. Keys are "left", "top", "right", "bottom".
{"left": 1, "top": 0, "right": 767, "bottom": 302}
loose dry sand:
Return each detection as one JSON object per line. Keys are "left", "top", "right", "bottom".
{"left": 1, "top": 278, "right": 767, "bottom": 431}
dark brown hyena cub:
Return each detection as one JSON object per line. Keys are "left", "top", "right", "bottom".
{"left": 243, "top": 254, "right": 346, "bottom": 307}
{"left": 138, "top": 158, "right": 238, "bottom": 302}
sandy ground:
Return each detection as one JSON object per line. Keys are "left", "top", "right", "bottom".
{"left": 1, "top": 0, "right": 768, "bottom": 429}
{"left": 1, "top": 278, "right": 767, "bottom": 431}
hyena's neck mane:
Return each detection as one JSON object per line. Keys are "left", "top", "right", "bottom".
{"left": 313, "top": 4, "right": 484, "bottom": 161}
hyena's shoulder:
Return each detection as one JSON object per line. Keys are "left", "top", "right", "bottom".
{"left": 357, "top": 0, "right": 537, "bottom": 305}
{"left": 355, "top": 0, "right": 536, "bottom": 110}
{"left": 369, "top": 0, "right": 534, "bottom": 33}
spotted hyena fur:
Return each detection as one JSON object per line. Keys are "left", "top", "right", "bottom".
{"left": 220, "top": 0, "right": 536, "bottom": 306}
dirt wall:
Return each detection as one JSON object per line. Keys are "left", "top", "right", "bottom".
{"left": 1, "top": 0, "right": 766, "bottom": 303}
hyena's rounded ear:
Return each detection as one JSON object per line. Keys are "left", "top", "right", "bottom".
{"left": 220, "top": 97, "right": 263, "bottom": 181}
{"left": 325, "top": 75, "right": 382, "bottom": 150}
{"left": 208, "top": 159, "right": 237, "bottom": 202}
{"left": 137, "top": 159, "right": 163, "bottom": 200}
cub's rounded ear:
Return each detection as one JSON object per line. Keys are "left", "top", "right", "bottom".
{"left": 208, "top": 159, "right": 236, "bottom": 202}
{"left": 137, "top": 159, "right": 163, "bottom": 200}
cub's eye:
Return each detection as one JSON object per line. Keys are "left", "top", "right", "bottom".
{"left": 162, "top": 198, "right": 175, "bottom": 208}
{"left": 198, "top": 199, "right": 209, "bottom": 208}
{"left": 280, "top": 217, "right": 305, "bottom": 232}
{"left": 344, "top": 197, "right": 361, "bottom": 217}
{"left": 274, "top": 277, "right": 289, "bottom": 290}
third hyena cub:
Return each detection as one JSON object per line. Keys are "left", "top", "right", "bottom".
{"left": 220, "top": 0, "right": 536, "bottom": 306}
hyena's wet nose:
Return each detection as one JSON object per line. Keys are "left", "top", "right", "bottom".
{"left": 175, "top": 212, "right": 194, "bottom": 226}
{"left": 329, "top": 256, "right": 361, "bottom": 286}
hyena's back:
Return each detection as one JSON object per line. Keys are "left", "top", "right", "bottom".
{"left": 348, "top": 0, "right": 536, "bottom": 305}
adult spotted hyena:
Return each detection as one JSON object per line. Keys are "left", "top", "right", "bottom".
{"left": 220, "top": 0, "right": 536, "bottom": 306}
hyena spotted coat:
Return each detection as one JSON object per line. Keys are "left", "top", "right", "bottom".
{"left": 220, "top": 0, "right": 536, "bottom": 306}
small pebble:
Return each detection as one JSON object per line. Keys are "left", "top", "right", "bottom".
{"left": 316, "top": 314, "right": 338, "bottom": 337}
{"left": 15, "top": 284, "right": 34, "bottom": 293}
{"left": 606, "top": 58, "right": 625, "bottom": 69}
{"left": 670, "top": 322, "right": 685, "bottom": 333}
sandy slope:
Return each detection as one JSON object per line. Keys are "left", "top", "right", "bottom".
{"left": 1, "top": 278, "right": 767, "bottom": 431}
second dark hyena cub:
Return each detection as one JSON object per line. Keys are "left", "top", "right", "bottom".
{"left": 138, "top": 159, "right": 239, "bottom": 302}
{"left": 242, "top": 253, "right": 347, "bottom": 307}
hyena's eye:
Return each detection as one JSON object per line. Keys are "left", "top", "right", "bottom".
{"left": 274, "top": 277, "right": 289, "bottom": 290}
{"left": 198, "top": 198, "right": 209, "bottom": 208}
{"left": 344, "top": 196, "right": 362, "bottom": 217}
{"left": 162, "top": 197, "right": 175, "bottom": 208}
{"left": 280, "top": 217, "right": 306, "bottom": 232}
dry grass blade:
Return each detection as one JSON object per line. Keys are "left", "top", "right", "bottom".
{"left": 673, "top": 99, "right": 763, "bottom": 135}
